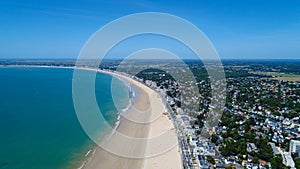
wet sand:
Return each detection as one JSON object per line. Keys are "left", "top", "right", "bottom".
{"left": 83, "top": 69, "right": 182, "bottom": 169}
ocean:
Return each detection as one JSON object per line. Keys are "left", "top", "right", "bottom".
{"left": 0, "top": 67, "right": 130, "bottom": 169}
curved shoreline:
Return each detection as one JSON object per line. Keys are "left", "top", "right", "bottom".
{"left": 79, "top": 67, "right": 182, "bottom": 169}
{"left": 0, "top": 65, "right": 137, "bottom": 169}
{"left": 0, "top": 65, "right": 182, "bottom": 169}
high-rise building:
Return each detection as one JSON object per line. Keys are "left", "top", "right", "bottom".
{"left": 289, "top": 140, "right": 300, "bottom": 154}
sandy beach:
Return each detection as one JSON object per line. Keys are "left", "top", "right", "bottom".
{"left": 79, "top": 68, "right": 183, "bottom": 169}
{"left": 2, "top": 65, "right": 182, "bottom": 169}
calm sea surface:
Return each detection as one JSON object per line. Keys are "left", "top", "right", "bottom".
{"left": 0, "top": 67, "right": 130, "bottom": 169}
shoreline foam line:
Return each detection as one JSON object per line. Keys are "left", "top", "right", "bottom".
{"left": 0, "top": 65, "right": 182, "bottom": 169}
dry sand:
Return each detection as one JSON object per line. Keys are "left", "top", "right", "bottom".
{"left": 81, "top": 68, "right": 182, "bottom": 169}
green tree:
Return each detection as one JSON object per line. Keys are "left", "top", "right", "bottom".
{"left": 270, "top": 154, "right": 288, "bottom": 169}
{"left": 211, "top": 134, "right": 218, "bottom": 143}
{"left": 206, "top": 155, "right": 215, "bottom": 164}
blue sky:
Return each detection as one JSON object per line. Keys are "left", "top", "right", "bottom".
{"left": 0, "top": 0, "right": 299, "bottom": 59}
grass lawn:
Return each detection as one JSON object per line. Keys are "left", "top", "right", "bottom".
{"left": 250, "top": 71, "right": 300, "bottom": 81}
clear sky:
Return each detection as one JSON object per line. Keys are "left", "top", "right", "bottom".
{"left": 0, "top": 0, "right": 299, "bottom": 59}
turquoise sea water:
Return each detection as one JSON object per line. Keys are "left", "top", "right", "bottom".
{"left": 0, "top": 67, "right": 130, "bottom": 169}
